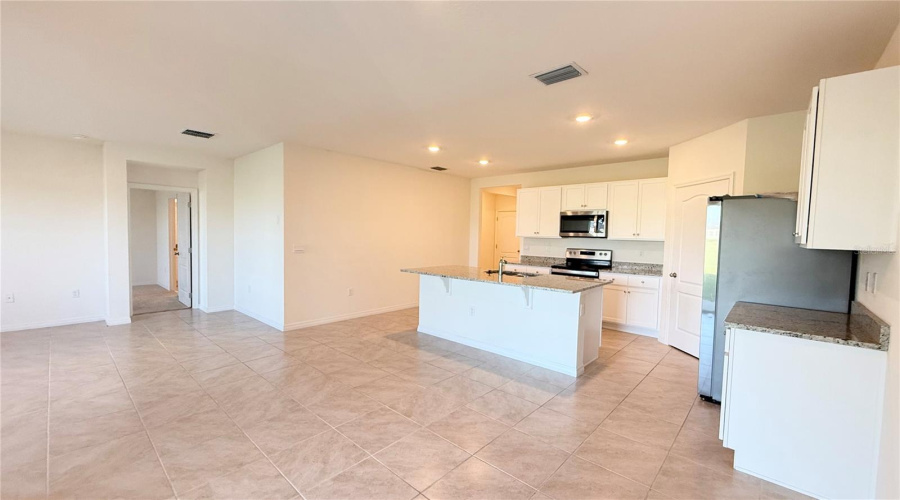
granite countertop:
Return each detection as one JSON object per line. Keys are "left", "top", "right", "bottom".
{"left": 517, "top": 256, "right": 663, "bottom": 277}
{"left": 401, "top": 265, "right": 612, "bottom": 294}
{"left": 724, "top": 301, "right": 890, "bottom": 351}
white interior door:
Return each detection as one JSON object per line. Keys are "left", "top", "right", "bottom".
{"left": 175, "top": 193, "right": 191, "bottom": 307}
{"left": 666, "top": 178, "right": 731, "bottom": 356}
{"left": 494, "top": 211, "right": 519, "bottom": 262}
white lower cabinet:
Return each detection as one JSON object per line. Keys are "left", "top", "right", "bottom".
{"left": 721, "top": 327, "right": 887, "bottom": 499}
{"left": 599, "top": 273, "right": 660, "bottom": 335}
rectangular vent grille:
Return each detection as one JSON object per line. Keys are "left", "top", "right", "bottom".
{"left": 182, "top": 129, "right": 215, "bottom": 139}
{"left": 431, "top": 166, "right": 447, "bottom": 171}
{"left": 533, "top": 63, "right": 586, "bottom": 86}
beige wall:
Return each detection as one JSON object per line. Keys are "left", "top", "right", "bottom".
{"left": 128, "top": 189, "right": 158, "bottom": 286}
{"left": 867, "top": 21, "right": 900, "bottom": 499}
{"left": 744, "top": 111, "right": 806, "bottom": 194}
{"left": 1, "top": 132, "right": 107, "bottom": 331}
{"left": 468, "top": 158, "right": 669, "bottom": 266}
{"left": 667, "top": 120, "right": 748, "bottom": 191}
{"left": 233, "top": 143, "right": 285, "bottom": 328}
{"left": 283, "top": 143, "right": 470, "bottom": 329}
{"left": 478, "top": 192, "right": 498, "bottom": 269}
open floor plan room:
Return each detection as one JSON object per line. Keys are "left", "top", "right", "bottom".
{"left": 1, "top": 2, "right": 898, "bottom": 499}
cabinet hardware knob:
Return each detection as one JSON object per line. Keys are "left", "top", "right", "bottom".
{"left": 792, "top": 232, "right": 799, "bottom": 236}
{"left": 669, "top": 272, "right": 678, "bottom": 278}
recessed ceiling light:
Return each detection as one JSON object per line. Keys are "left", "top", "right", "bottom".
{"left": 479, "top": 159, "right": 491, "bottom": 166}
{"left": 428, "top": 145, "right": 441, "bottom": 152}
{"left": 72, "top": 134, "right": 89, "bottom": 140}
{"left": 614, "top": 139, "right": 629, "bottom": 146}
{"left": 575, "top": 114, "right": 593, "bottom": 123}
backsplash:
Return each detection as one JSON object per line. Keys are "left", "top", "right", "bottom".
{"left": 521, "top": 238, "right": 664, "bottom": 264}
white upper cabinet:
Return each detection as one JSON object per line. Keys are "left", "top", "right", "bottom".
{"left": 795, "top": 66, "right": 899, "bottom": 251}
{"left": 608, "top": 178, "right": 667, "bottom": 241}
{"left": 561, "top": 183, "right": 608, "bottom": 210}
{"left": 516, "top": 187, "right": 561, "bottom": 238}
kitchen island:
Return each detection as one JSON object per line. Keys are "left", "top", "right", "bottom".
{"left": 401, "top": 265, "right": 612, "bottom": 376}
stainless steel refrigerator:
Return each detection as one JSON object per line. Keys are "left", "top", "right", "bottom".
{"left": 698, "top": 195, "right": 854, "bottom": 402}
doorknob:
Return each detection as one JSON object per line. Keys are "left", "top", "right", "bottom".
{"left": 669, "top": 272, "right": 677, "bottom": 278}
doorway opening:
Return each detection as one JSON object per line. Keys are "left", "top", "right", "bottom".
{"left": 479, "top": 185, "right": 520, "bottom": 269}
{"left": 128, "top": 186, "right": 197, "bottom": 315}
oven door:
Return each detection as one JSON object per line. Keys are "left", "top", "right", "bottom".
{"left": 560, "top": 210, "right": 607, "bottom": 238}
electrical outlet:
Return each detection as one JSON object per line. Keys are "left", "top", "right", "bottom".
{"left": 347, "top": 288, "right": 353, "bottom": 296}
{"left": 72, "top": 289, "right": 80, "bottom": 298}
{"left": 4, "top": 293, "right": 14, "bottom": 304}
{"left": 469, "top": 307, "right": 475, "bottom": 316}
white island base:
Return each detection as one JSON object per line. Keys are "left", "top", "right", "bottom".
{"left": 415, "top": 274, "right": 604, "bottom": 376}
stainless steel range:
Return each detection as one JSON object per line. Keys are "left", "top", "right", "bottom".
{"left": 550, "top": 248, "right": 612, "bottom": 278}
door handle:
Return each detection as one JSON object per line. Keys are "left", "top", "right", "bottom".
{"left": 669, "top": 272, "right": 677, "bottom": 278}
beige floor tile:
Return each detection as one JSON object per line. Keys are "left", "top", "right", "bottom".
{"left": 463, "top": 365, "right": 515, "bottom": 388}
{"left": 179, "top": 352, "right": 240, "bottom": 373}
{"left": 281, "top": 372, "right": 349, "bottom": 407}
{"left": 337, "top": 407, "right": 422, "bottom": 453}
{"left": 566, "top": 375, "right": 633, "bottom": 405}
{"left": 134, "top": 390, "right": 220, "bottom": 428}
{"left": 204, "top": 376, "right": 301, "bottom": 426}
{"left": 619, "top": 378, "right": 695, "bottom": 426}
{"left": 514, "top": 407, "right": 596, "bottom": 453}
{"left": 542, "top": 388, "right": 617, "bottom": 425}
{"left": 305, "top": 458, "right": 418, "bottom": 500}
{"left": 497, "top": 377, "right": 562, "bottom": 405}
{"left": 589, "top": 355, "right": 657, "bottom": 376}
{"left": 370, "top": 352, "right": 430, "bottom": 374}
{"left": 230, "top": 343, "right": 286, "bottom": 363}
{"left": 180, "top": 458, "right": 299, "bottom": 500}
{"left": 49, "top": 431, "right": 173, "bottom": 499}
{"left": 669, "top": 427, "right": 735, "bottom": 475}
{"left": 158, "top": 432, "right": 264, "bottom": 495}
{"left": 540, "top": 455, "right": 649, "bottom": 500}
{"left": 50, "top": 407, "right": 144, "bottom": 457}
{"left": 575, "top": 428, "right": 667, "bottom": 485}
{"left": 244, "top": 351, "right": 306, "bottom": 374}
{"left": 376, "top": 429, "right": 470, "bottom": 490}
{"left": 1, "top": 460, "right": 46, "bottom": 500}
{"left": 475, "top": 429, "right": 569, "bottom": 488}
{"left": 427, "top": 352, "right": 483, "bottom": 374}
{"left": 388, "top": 386, "right": 463, "bottom": 425}
{"left": 759, "top": 479, "right": 815, "bottom": 499}
{"left": 271, "top": 429, "right": 368, "bottom": 492}
{"left": 651, "top": 454, "right": 760, "bottom": 500}
{"left": 191, "top": 362, "right": 258, "bottom": 389}
{"left": 396, "top": 363, "right": 455, "bottom": 386}
{"left": 681, "top": 398, "right": 721, "bottom": 437}
{"left": 431, "top": 375, "right": 493, "bottom": 403}
{"left": 467, "top": 390, "right": 539, "bottom": 426}
{"left": 423, "top": 457, "right": 535, "bottom": 500}
{"left": 329, "top": 363, "right": 391, "bottom": 387}
{"left": 307, "top": 386, "right": 383, "bottom": 426}
{"left": 242, "top": 406, "right": 331, "bottom": 455}
{"left": 599, "top": 406, "right": 682, "bottom": 450}
{"left": 658, "top": 350, "right": 699, "bottom": 371}
{"left": 356, "top": 375, "right": 428, "bottom": 405}
{"left": 519, "top": 366, "right": 576, "bottom": 389}
{"left": 428, "top": 407, "right": 509, "bottom": 454}
{"left": 149, "top": 406, "right": 241, "bottom": 455}
{"left": 1, "top": 409, "right": 47, "bottom": 471}
{"left": 648, "top": 363, "right": 698, "bottom": 388}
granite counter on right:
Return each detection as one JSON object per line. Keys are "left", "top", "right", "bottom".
{"left": 719, "top": 301, "right": 890, "bottom": 499}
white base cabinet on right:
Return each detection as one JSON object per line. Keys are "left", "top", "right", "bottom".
{"left": 720, "top": 327, "right": 887, "bottom": 499}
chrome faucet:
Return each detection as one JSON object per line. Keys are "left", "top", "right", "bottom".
{"left": 498, "top": 258, "right": 508, "bottom": 281}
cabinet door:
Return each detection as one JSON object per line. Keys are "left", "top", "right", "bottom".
{"left": 637, "top": 179, "right": 666, "bottom": 240}
{"left": 626, "top": 288, "right": 660, "bottom": 329}
{"left": 584, "top": 183, "right": 609, "bottom": 209}
{"left": 603, "top": 287, "right": 628, "bottom": 324}
{"left": 608, "top": 181, "right": 639, "bottom": 239}
{"left": 561, "top": 185, "right": 586, "bottom": 210}
{"left": 537, "top": 187, "right": 562, "bottom": 237}
{"left": 795, "top": 87, "right": 819, "bottom": 246}
{"left": 516, "top": 189, "right": 540, "bottom": 237}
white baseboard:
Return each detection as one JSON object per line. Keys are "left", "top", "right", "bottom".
{"left": 132, "top": 281, "right": 158, "bottom": 287}
{"left": 418, "top": 323, "right": 581, "bottom": 377}
{"left": 200, "top": 304, "right": 234, "bottom": 314}
{"left": 603, "top": 321, "right": 659, "bottom": 338}
{"left": 106, "top": 316, "right": 132, "bottom": 326}
{"left": 234, "top": 306, "right": 284, "bottom": 331}
{"left": 283, "top": 302, "right": 418, "bottom": 331}
{"left": 1, "top": 315, "right": 106, "bottom": 333}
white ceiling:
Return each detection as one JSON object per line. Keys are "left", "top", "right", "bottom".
{"left": 2, "top": 2, "right": 896, "bottom": 178}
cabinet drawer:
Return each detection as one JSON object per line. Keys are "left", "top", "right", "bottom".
{"left": 627, "top": 276, "right": 660, "bottom": 289}
{"left": 598, "top": 273, "right": 628, "bottom": 286}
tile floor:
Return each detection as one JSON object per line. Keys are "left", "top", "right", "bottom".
{"left": 132, "top": 285, "right": 189, "bottom": 316}
{"left": 0, "top": 308, "right": 808, "bottom": 500}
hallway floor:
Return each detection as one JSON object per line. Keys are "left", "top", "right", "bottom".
{"left": 132, "top": 284, "right": 188, "bottom": 316}
{"left": 0, "top": 308, "right": 808, "bottom": 499}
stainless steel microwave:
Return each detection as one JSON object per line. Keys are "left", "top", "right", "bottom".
{"left": 560, "top": 210, "right": 607, "bottom": 238}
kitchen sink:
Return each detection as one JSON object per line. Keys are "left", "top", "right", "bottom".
{"left": 484, "top": 270, "right": 539, "bottom": 278}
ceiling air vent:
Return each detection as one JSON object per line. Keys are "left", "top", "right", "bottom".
{"left": 431, "top": 166, "right": 447, "bottom": 171}
{"left": 182, "top": 129, "right": 215, "bottom": 139}
{"left": 532, "top": 63, "right": 587, "bottom": 86}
